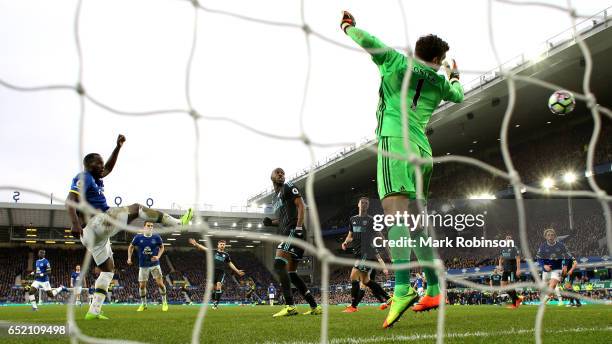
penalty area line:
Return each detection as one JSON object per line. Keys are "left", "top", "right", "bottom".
{"left": 261, "top": 326, "right": 612, "bottom": 344}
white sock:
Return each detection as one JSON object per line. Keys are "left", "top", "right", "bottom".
{"left": 88, "top": 271, "right": 113, "bottom": 315}
{"left": 140, "top": 287, "right": 147, "bottom": 305}
{"left": 138, "top": 208, "right": 180, "bottom": 227}
{"left": 160, "top": 213, "right": 180, "bottom": 227}
{"left": 29, "top": 294, "right": 37, "bottom": 309}
{"left": 159, "top": 286, "right": 167, "bottom": 304}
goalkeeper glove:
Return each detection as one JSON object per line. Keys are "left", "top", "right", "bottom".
{"left": 443, "top": 58, "right": 460, "bottom": 83}
{"left": 340, "top": 11, "right": 355, "bottom": 34}
{"left": 263, "top": 217, "right": 273, "bottom": 227}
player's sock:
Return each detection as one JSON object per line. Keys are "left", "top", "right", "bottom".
{"left": 356, "top": 288, "right": 366, "bottom": 305}
{"left": 508, "top": 289, "right": 517, "bottom": 303}
{"left": 139, "top": 287, "right": 147, "bottom": 305}
{"left": 138, "top": 207, "right": 180, "bottom": 227}
{"left": 51, "top": 287, "right": 62, "bottom": 297}
{"left": 88, "top": 271, "right": 113, "bottom": 315}
{"left": 289, "top": 272, "right": 317, "bottom": 308}
{"left": 388, "top": 225, "right": 412, "bottom": 297}
{"left": 215, "top": 290, "right": 223, "bottom": 305}
{"left": 29, "top": 294, "right": 38, "bottom": 309}
{"left": 159, "top": 285, "right": 167, "bottom": 304}
{"left": 350, "top": 280, "right": 360, "bottom": 308}
{"left": 273, "top": 259, "right": 294, "bottom": 306}
{"left": 366, "top": 280, "right": 390, "bottom": 302}
{"left": 410, "top": 230, "right": 440, "bottom": 297}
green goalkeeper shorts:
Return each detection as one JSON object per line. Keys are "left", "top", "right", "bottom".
{"left": 377, "top": 136, "right": 433, "bottom": 200}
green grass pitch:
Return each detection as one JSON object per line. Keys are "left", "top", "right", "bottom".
{"left": 0, "top": 304, "right": 610, "bottom": 343}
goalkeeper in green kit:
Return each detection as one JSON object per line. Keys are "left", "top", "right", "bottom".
{"left": 340, "top": 11, "right": 464, "bottom": 328}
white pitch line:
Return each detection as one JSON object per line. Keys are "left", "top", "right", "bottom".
{"left": 260, "top": 326, "right": 612, "bottom": 344}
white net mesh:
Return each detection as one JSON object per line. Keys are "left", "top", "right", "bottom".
{"left": 1, "top": 0, "right": 612, "bottom": 343}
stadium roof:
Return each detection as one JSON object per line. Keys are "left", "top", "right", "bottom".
{"left": 249, "top": 15, "right": 612, "bottom": 205}
{"left": 0, "top": 202, "right": 273, "bottom": 248}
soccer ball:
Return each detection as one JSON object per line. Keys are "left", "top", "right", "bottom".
{"left": 548, "top": 90, "right": 575, "bottom": 115}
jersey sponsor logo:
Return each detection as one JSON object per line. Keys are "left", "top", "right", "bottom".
{"left": 143, "top": 246, "right": 152, "bottom": 255}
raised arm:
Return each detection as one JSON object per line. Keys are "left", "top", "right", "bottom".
{"left": 441, "top": 60, "right": 464, "bottom": 103}
{"left": 341, "top": 11, "right": 401, "bottom": 66}
{"left": 101, "top": 134, "right": 125, "bottom": 178}
{"left": 188, "top": 238, "right": 207, "bottom": 252}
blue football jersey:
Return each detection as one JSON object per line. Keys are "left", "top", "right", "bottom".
{"left": 268, "top": 286, "right": 276, "bottom": 294}
{"left": 536, "top": 241, "right": 573, "bottom": 271}
{"left": 69, "top": 171, "right": 109, "bottom": 211}
{"left": 34, "top": 258, "right": 50, "bottom": 282}
{"left": 71, "top": 271, "right": 81, "bottom": 285}
{"left": 131, "top": 234, "right": 163, "bottom": 267}
{"left": 416, "top": 277, "right": 424, "bottom": 288}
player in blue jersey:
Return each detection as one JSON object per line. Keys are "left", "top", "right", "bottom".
{"left": 536, "top": 228, "right": 574, "bottom": 304}
{"left": 128, "top": 221, "right": 168, "bottom": 312}
{"left": 28, "top": 250, "right": 67, "bottom": 310}
{"left": 65, "top": 134, "right": 194, "bottom": 320}
{"left": 414, "top": 273, "right": 425, "bottom": 297}
{"left": 70, "top": 265, "right": 84, "bottom": 306}
{"left": 268, "top": 283, "right": 276, "bottom": 306}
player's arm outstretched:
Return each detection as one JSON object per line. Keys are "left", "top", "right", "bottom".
{"left": 340, "top": 11, "right": 400, "bottom": 66}
{"left": 228, "top": 262, "right": 245, "bottom": 277}
{"left": 101, "top": 134, "right": 126, "bottom": 178}
{"left": 188, "top": 238, "right": 208, "bottom": 252}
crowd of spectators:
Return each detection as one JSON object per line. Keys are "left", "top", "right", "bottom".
{"left": 319, "top": 121, "right": 612, "bottom": 230}
{"left": 0, "top": 247, "right": 275, "bottom": 304}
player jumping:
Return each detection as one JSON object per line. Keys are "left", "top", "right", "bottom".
{"left": 341, "top": 11, "right": 464, "bottom": 328}
{"left": 28, "top": 249, "right": 67, "bottom": 310}
{"left": 499, "top": 234, "right": 522, "bottom": 308}
{"left": 188, "top": 238, "right": 245, "bottom": 309}
{"left": 341, "top": 197, "right": 391, "bottom": 313}
{"left": 536, "top": 228, "right": 575, "bottom": 304}
{"left": 66, "top": 134, "right": 193, "bottom": 320}
{"left": 128, "top": 221, "right": 169, "bottom": 312}
{"left": 262, "top": 168, "right": 322, "bottom": 317}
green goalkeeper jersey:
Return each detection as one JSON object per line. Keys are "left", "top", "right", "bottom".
{"left": 347, "top": 27, "right": 464, "bottom": 154}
